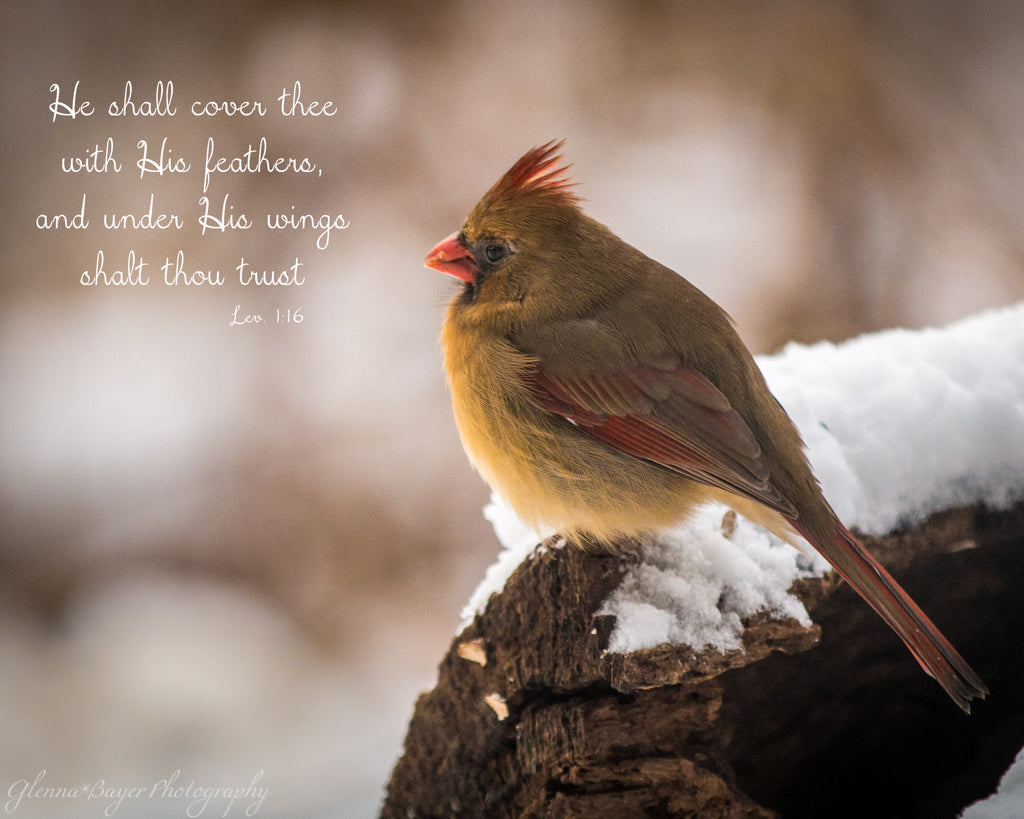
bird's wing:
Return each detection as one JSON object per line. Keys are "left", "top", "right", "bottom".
{"left": 527, "top": 361, "right": 797, "bottom": 518}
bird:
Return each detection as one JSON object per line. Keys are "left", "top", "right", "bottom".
{"left": 424, "top": 140, "right": 988, "bottom": 713}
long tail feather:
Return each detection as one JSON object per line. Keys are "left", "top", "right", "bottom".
{"left": 796, "top": 520, "right": 988, "bottom": 713}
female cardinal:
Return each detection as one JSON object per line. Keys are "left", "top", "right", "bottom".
{"left": 425, "top": 140, "right": 987, "bottom": 713}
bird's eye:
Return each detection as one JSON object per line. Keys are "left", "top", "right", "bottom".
{"left": 484, "top": 243, "right": 507, "bottom": 264}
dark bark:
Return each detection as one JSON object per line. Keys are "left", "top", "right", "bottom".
{"left": 383, "top": 501, "right": 1024, "bottom": 818}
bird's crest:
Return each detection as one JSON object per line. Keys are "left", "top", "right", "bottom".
{"left": 479, "top": 140, "right": 579, "bottom": 211}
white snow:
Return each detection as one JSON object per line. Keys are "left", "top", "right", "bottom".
{"left": 463, "top": 301, "right": 1024, "bottom": 644}
{"left": 962, "top": 747, "right": 1024, "bottom": 819}
{"left": 599, "top": 508, "right": 821, "bottom": 653}
{"left": 759, "top": 301, "right": 1024, "bottom": 535}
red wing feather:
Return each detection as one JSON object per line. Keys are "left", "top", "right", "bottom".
{"left": 529, "top": 363, "right": 797, "bottom": 518}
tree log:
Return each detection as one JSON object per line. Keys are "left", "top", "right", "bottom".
{"left": 383, "top": 501, "right": 1024, "bottom": 818}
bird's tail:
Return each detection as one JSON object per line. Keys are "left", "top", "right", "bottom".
{"left": 795, "top": 519, "right": 988, "bottom": 713}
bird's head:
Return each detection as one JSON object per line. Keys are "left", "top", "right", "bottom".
{"left": 425, "top": 141, "right": 623, "bottom": 327}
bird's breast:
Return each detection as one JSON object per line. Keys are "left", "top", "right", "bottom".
{"left": 440, "top": 316, "right": 706, "bottom": 543}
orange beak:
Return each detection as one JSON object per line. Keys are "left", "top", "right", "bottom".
{"left": 424, "top": 232, "right": 478, "bottom": 283}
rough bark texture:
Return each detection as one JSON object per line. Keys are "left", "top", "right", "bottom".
{"left": 383, "top": 501, "right": 1024, "bottom": 818}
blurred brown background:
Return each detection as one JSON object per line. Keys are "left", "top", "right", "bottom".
{"left": 2, "top": 1, "right": 1023, "bottom": 816}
